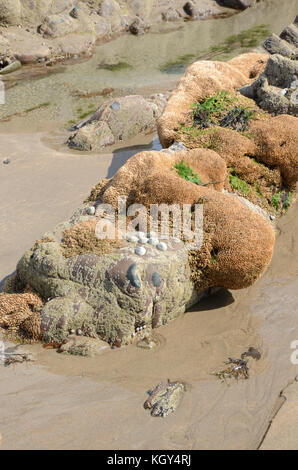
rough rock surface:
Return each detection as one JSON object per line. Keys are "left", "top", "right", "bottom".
{"left": 100, "top": 149, "right": 275, "bottom": 292}
{"left": 262, "top": 21, "right": 298, "bottom": 58}
{"left": 0, "top": 286, "right": 43, "bottom": 340}
{"left": 67, "top": 94, "right": 168, "bottom": 151}
{"left": 157, "top": 51, "right": 297, "bottom": 223}
{"left": 241, "top": 54, "right": 298, "bottom": 116}
{"left": 16, "top": 226, "right": 199, "bottom": 346}
{"left": 144, "top": 380, "right": 185, "bottom": 417}
{"left": 7, "top": 142, "right": 275, "bottom": 347}
{"left": 157, "top": 53, "right": 268, "bottom": 147}
{"left": 241, "top": 19, "right": 298, "bottom": 116}
{"left": 58, "top": 335, "right": 109, "bottom": 356}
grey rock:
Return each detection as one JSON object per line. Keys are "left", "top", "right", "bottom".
{"left": 86, "top": 206, "right": 95, "bottom": 215}
{"left": 126, "top": 263, "right": 141, "bottom": 288}
{"left": 0, "top": 60, "right": 21, "bottom": 74}
{"left": 240, "top": 54, "right": 298, "bottom": 115}
{"left": 152, "top": 272, "right": 162, "bottom": 287}
{"left": 67, "top": 95, "right": 168, "bottom": 151}
{"left": 223, "top": 189, "right": 270, "bottom": 220}
{"left": 280, "top": 24, "right": 298, "bottom": 48}
{"left": 135, "top": 246, "right": 146, "bottom": 256}
{"left": 58, "top": 335, "right": 108, "bottom": 356}
{"left": 162, "top": 8, "right": 180, "bottom": 22}
{"left": 69, "top": 7, "right": 78, "bottom": 19}
{"left": 262, "top": 33, "right": 297, "bottom": 59}
{"left": 218, "top": 0, "right": 253, "bottom": 9}
{"left": 161, "top": 141, "right": 187, "bottom": 154}
{"left": 129, "top": 17, "right": 150, "bottom": 35}
{"left": 144, "top": 380, "right": 185, "bottom": 417}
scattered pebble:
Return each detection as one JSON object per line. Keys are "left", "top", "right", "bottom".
{"left": 138, "top": 236, "right": 149, "bottom": 244}
{"left": 135, "top": 246, "right": 146, "bottom": 256}
{"left": 148, "top": 237, "right": 159, "bottom": 246}
{"left": 157, "top": 242, "right": 167, "bottom": 251}
{"left": 127, "top": 235, "right": 139, "bottom": 243}
{"left": 137, "top": 231, "right": 146, "bottom": 239}
{"left": 76, "top": 329, "right": 83, "bottom": 336}
{"left": 152, "top": 272, "right": 162, "bottom": 287}
{"left": 86, "top": 206, "right": 95, "bottom": 215}
{"left": 270, "top": 215, "right": 276, "bottom": 221}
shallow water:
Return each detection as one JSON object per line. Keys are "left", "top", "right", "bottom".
{"left": 0, "top": 0, "right": 297, "bottom": 132}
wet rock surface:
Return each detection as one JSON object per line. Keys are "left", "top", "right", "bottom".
{"left": 58, "top": 335, "right": 109, "bottom": 356}
{"left": 15, "top": 212, "right": 198, "bottom": 346}
{"left": 67, "top": 94, "right": 169, "bottom": 151}
{"left": 144, "top": 380, "right": 185, "bottom": 417}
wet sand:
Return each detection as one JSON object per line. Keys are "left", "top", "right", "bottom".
{"left": 0, "top": 131, "right": 297, "bottom": 449}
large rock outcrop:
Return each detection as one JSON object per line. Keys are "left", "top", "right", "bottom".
{"left": 6, "top": 146, "right": 275, "bottom": 347}
{"left": 100, "top": 149, "right": 275, "bottom": 291}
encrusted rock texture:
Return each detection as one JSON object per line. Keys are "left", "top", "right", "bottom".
{"left": 67, "top": 93, "right": 169, "bottom": 151}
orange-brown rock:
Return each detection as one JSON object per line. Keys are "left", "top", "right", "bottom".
{"left": 101, "top": 150, "right": 275, "bottom": 291}
{"left": 157, "top": 53, "right": 269, "bottom": 148}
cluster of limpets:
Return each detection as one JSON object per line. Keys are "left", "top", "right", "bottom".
{"left": 126, "top": 232, "right": 168, "bottom": 256}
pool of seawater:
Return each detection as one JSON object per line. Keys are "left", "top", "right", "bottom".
{"left": 0, "top": 0, "right": 297, "bottom": 132}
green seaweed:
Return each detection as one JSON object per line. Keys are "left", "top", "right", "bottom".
{"left": 229, "top": 170, "right": 250, "bottom": 196}
{"left": 174, "top": 161, "right": 201, "bottom": 185}
{"left": 159, "top": 25, "right": 270, "bottom": 73}
{"left": 24, "top": 102, "right": 51, "bottom": 113}
{"left": 272, "top": 191, "right": 281, "bottom": 212}
{"left": 284, "top": 192, "right": 292, "bottom": 212}
{"left": 98, "top": 61, "right": 132, "bottom": 72}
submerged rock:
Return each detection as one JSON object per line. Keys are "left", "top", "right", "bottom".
{"left": 67, "top": 94, "right": 168, "bottom": 151}
{"left": 58, "top": 335, "right": 109, "bottom": 356}
{"left": 129, "top": 17, "right": 150, "bottom": 35}
{"left": 0, "top": 60, "right": 21, "bottom": 75}
{"left": 144, "top": 380, "right": 185, "bottom": 417}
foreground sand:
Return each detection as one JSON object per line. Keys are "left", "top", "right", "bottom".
{"left": 0, "top": 131, "right": 297, "bottom": 449}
